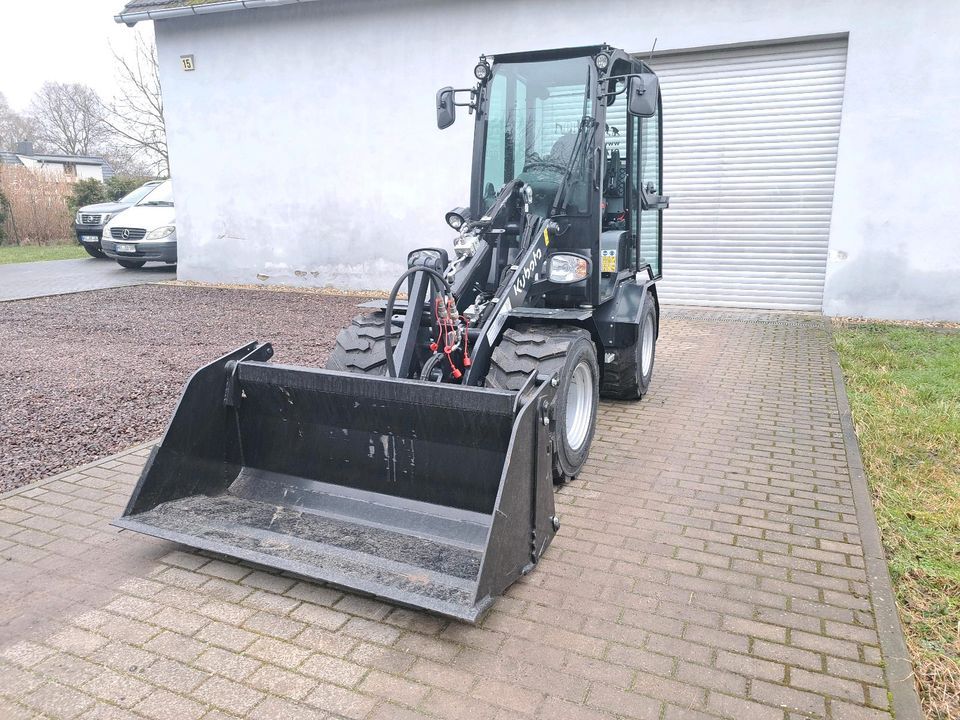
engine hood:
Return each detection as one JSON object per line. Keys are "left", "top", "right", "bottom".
{"left": 105, "top": 204, "right": 175, "bottom": 231}
{"left": 79, "top": 200, "right": 131, "bottom": 214}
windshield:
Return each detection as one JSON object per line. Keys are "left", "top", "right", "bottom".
{"left": 137, "top": 180, "right": 173, "bottom": 206}
{"left": 480, "top": 57, "right": 593, "bottom": 215}
{"left": 120, "top": 182, "right": 160, "bottom": 205}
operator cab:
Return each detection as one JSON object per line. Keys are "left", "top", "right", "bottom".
{"left": 438, "top": 45, "right": 666, "bottom": 307}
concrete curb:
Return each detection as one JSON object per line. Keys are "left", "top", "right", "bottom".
{"left": 0, "top": 281, "right": 167, "bottom": 304}
{"left": 828, "top": 343, "right": 924, "bottom": 720}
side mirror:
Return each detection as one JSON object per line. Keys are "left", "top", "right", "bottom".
{"left": 436, "top": 86, "right": 456, "bottom": 129}
{"left": 627, "top": 73, "right": 659, "bottom": 117}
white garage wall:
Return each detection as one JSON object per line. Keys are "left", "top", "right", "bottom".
{"left": 154, "top": 0, "right": 960, "bottom": 320}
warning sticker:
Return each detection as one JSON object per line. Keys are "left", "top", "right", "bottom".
{"left": 601, "top": 249, "right": 617, "bottom": 273}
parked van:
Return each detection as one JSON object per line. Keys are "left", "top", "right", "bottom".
{"left": 101, "top": 180, "right": 177, "bottom": 269}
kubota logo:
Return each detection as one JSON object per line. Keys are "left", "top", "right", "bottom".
{"left": 514, "top": 247, "right": 543, "bottom": 295}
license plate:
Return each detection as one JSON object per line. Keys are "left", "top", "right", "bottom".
{"left": 116, "top": 243, "right": 136, "bottom": 253}
{"left": 81, "top": 235, "right": 98, "bottom": 242}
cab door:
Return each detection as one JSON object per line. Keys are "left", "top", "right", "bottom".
{"left": 629, "top": 87, "right": 665, "bottom": 280}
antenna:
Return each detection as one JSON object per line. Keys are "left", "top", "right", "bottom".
{"left": 648, "top": 37, "right": 658, "bottom": 65}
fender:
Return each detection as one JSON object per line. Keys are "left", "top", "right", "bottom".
{"left": 591, "top": 276, "right": 658, "bottom": 350}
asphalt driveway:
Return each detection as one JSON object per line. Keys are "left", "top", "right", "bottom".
{"left": 0, "top": 257, "right": 173, "bottom": 302}
{"left": 0, "top": 304, "right": 920, "bottom": 720}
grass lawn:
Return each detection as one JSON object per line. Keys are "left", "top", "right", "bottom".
{"left": 834, "top": 323, "right": 960, "bottom": 719}
{"left": 0, "top": 243, "right": 88, "bottom": 264}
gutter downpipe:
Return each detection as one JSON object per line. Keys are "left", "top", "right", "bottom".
{"left": 115, "top": 0, "right": 308, "bottom": 26}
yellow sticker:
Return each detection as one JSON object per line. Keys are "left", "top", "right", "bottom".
{"left": 601, "top": 249, "right": 617, "bottom": 273}
{"left": 543, "top": 228, "right": 550, "bottom": 246}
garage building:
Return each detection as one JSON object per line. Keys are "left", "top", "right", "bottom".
{"left": 116, "top": 0, "right": 960, "bottom": 320}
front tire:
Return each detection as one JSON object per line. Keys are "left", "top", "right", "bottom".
{"left": 486, "top": 325, "right": 599, "bottom": 483}
{"left": 325, "top": 312, "right": 402, "bottom": 375}
{"left": 83, "top": 245, "right": 105, "bottom": 259}
{"left": 116, "top": 259, "right": 146, "bottom": 269}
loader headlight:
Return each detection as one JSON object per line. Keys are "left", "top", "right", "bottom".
{"left": 548, "top": 253, "right": 590, "bottom": 283}
{"left": 445, "top": 206, "right": 471, "bottom": 231}
{"left": 145, "top": 225, "right": 176, "bottom": 240}
{"left": 595, "top": 53, "right": 609, "bottom": 71}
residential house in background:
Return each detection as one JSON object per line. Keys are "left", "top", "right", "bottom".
{"left": 0, "top": 141, "right": 114, "bottom": 182}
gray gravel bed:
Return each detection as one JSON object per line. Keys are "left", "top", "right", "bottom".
{"left": 0, "top": 284, "right": 363, "bottom": 492}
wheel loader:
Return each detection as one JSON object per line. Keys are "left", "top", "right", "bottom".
{"left": 114, "top": 45, "right": 667, "bottom": 623}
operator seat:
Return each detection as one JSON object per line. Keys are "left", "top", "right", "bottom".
{"left": 550, "top": 133, "right": 577, "bottom": 164}
{"left": 603, "top": 148, "right": 625, "bottom": 230}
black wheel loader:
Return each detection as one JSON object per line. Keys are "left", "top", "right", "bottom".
{"left": 115, "top": 45, "right": 668, "bottom": 623}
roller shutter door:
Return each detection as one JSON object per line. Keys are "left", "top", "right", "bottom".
{"left": 648, "top": 37, "right": 848, "bottom": 310}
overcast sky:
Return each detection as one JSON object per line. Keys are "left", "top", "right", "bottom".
{"left": 1, "top": 0, "right": 155, "bottom": 111}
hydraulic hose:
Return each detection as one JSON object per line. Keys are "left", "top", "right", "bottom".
{"left": 383, "top": 266, "right": 451, "bottom": 378}
{"left": 419, "top": 352, "right": 445, "bottom": 382}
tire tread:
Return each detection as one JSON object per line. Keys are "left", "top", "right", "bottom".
{"left": 325, "top": 313, "right": 402, "bottom": 375}
{"left": 486, "top": 325, "right": 591, "bottom": 391}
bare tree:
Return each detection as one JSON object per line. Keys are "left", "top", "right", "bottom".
{"left": 29, "top": 82, "right": 107, "bottom": 156}
{"left": 98, "top": 140, "right": 155, "bottom": 178}
{"left": 101, "top": 35, "right": 168, "bottom": 175}
{"left": 0, "top": 92, "right": 40, "bottom": 152}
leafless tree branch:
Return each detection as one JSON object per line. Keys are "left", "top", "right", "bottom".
{"left": 101, "top": 35, "right": 168, "bottom": 175}
{"left": 28, "top": 82, "right": 107, "bottom": 156}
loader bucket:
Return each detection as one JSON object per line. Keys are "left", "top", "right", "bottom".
{"left": 114, "top": 343, "right": 557, "bottom": 623}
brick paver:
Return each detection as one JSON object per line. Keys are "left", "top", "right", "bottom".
{"left": 0, "top": 309, "right": 909, "bottom": 719}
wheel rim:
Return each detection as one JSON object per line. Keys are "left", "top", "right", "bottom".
{"left": 640, "top": 314, "right": 654, "bottom": 377}
{"left": 564, "top": 361, "right": 594, "bottom": 451}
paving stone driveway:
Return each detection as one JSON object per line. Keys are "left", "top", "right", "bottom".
{"left": 0, "top": 309, "right": 913, "bottom": 720}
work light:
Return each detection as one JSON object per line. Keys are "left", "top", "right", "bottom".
{"left": 594, "top": 53, "right": 609, "bottom": 71}
{"left": 445, "top": 207, "right": 471, "bottom": 230}
{"left": 474, "top": 60, "right": 490, "bottom": 81}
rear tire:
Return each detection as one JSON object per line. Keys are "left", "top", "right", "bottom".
{"left": 486, "top": 325, "right": 599, "bottom": 483}
{"left": 83, "top": 245, "right": 105, "bottom": 259}
{"left": 116, "top": 259, "right": 146, "bottom": 269}
{"left": 600, "top": 292, "right": 657, "bottom": 400}
{"left": 325, "top": 312, "right": 402, "bottom": 375}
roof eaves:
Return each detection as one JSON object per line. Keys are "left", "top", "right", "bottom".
{"left": 32, "top": 155, "right": 106, "bottom": 165}
{"left": 115, "top": 0, "right": 314, "bottom": 27}
{"left": 0, "top": 151, "right": 24, "bottom": 166}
